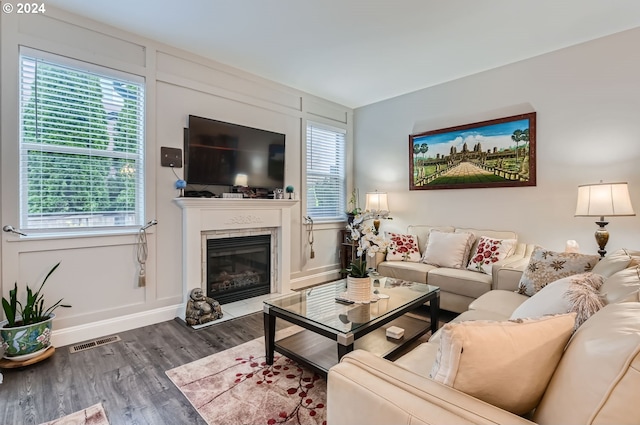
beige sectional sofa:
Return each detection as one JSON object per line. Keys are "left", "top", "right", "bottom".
{"left": 327, "top": 249, "right": 640, "bottom": 425}
{"left": 376, "top": 225, "right": 535, "bottom": 313}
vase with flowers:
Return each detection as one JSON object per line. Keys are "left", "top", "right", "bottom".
{"left": 344, "top": 213, "right": 389, "bottom": 302}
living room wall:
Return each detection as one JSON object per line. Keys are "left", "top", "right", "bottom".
{"left": 354, "top": 27, "right": 640, "bottom": 253}
{"left": 0, "top": 7, "right": 352, "bottom": 346}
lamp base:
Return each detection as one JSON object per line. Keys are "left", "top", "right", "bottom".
{"left": 594, "top": 220, "right": 609, "bottom": 258}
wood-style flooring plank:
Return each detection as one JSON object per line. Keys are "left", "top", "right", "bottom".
{"left": 0, "top": 313, "right": 266, "bottom": 425}
{"left": 0, "top": 306, "right": 452, "bottom": 425}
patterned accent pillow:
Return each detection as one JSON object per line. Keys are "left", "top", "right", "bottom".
{"left": 467, "top": 237, "right": 517, "bottom": 275}
{"left": 517, "top": 246, "right": 600, "bottom": 296}
{"left": 385, "top": 232, "right": 421, "bottom": 262}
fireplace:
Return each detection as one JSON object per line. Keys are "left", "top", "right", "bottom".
{"left": 206, "top": 234, "right": 272, "bottom": 304}
{"left": 175, "top": 197, "right": 296, "bottom": 321}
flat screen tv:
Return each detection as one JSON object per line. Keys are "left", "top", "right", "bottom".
{"left": 185, "top": 115, "right": 285, "bottom": 190}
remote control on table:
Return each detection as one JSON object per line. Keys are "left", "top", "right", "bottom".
{"left": 335, "top": 297, "right": 355, "bottom": 305}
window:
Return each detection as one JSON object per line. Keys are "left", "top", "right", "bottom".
{"left": 306, "top": 122, "right": 346, "bottom": 221}
{"left": 19, "top": 49, "right": 145, "bottom": 231}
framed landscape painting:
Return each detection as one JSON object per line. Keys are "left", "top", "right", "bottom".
{"left": 409, "top": 112, "right": 536, "bottom": 190}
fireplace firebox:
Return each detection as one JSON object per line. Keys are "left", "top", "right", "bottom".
{"left": 206, "top": 234, "right": 271, "bottom": 304}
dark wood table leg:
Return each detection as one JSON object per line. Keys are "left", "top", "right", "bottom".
{"left": 337, "top": 342, "right": 354, "bottom": 361}
{"left": 430, "top": 293, "right": 440, "bottom": 334}
{"left": 264, "top": 311, "right": 276, "bottom": 365}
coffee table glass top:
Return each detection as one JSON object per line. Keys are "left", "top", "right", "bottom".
{"left": 264, "top": 277, "right": 439, "bottom": 334}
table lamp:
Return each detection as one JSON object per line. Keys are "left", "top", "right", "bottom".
{"left": 575, "top": 181, "right": 635, "bottom": 257}
{"left": 365, "top": 191, "right": 390, "bottom": 232}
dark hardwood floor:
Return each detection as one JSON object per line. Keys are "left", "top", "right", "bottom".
{"left": 0, "top": 306, "right": 454, "bottom": 425}
{"left": 0, "top": 313, "right": 279, "bottom": 425}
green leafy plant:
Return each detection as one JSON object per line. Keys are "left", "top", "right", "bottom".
{"left": 344, "top": 257, "right": 369, "bottom": 278}
{"left": 346, "top": 188, "right": 361, "bottom": 215}
{"left": 343, "top": 213, "right": 390, "bottom": 278}
{"left": 1, "top": 262, "right": 71, "bottom": 328}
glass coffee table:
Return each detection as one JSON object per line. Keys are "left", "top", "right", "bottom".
{"left": 263, "top": 277, "right": 440, "bottom": 377}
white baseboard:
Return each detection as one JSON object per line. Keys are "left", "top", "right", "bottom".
{"left": 290, "top": 269, "right": 341, "bottom": 290}
{"left": 51, "top": 304, "right": 183, "bottom": 348}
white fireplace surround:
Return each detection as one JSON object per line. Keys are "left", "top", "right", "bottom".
{"left": 175, "top": 198, "right": 298, "bottom": 317}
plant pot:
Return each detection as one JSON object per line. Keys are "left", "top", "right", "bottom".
{"left": 347, "top": 276, "right": 372, "bottom": 303}
{"left": 0, "top": 314, "right": 54, "bottom": 358}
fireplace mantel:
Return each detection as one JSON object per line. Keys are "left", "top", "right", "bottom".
{"left": 174, "top": 198, "right": 298, "bottom": 315}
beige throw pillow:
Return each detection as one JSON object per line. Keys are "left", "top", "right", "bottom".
{"left": 599, "top": 265, "right": 640, "bottom": 304}
{"left": 421, "top": 230, "right": 475, "bottom": 269}
{"left": 591, "top": 248, "right": 640, "bottom": 278}
{"left": 517, "top": 246, "right": 599, "bottom": 296}
{"left": 429, "top": 313, "right": 576, "bottom": 415}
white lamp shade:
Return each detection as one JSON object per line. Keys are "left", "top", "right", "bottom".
{"left": 234, "top": 173, "right": 248, "bottom": 187}
{"left": 575, "top": 182, "right": 635, "bottom": 217}
{"left": 365, "top": 192, "right": 389, "bottom": 212}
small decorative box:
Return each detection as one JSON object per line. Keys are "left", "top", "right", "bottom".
{"left": 386, "top": 326, "right": 404, "bottom": 339}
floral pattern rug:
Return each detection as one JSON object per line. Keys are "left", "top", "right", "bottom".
{"left": 166, "top": 328, "right": 326, "bottom": 425}
{"left": 39, "top": 403, "right": 109, "bottom": 425}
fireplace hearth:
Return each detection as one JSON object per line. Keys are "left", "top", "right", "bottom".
{"left": 206, "top": 234, "right": 271, "bottom": 304}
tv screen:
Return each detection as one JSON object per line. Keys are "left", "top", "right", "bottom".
{"left": 185, "top": 115, "right": 285, "bottom": 190}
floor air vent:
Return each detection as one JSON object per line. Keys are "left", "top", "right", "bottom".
{"left": 69, "top": 335, "right": 122, "bottom": 354}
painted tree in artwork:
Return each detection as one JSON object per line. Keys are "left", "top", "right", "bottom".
{"left": 420, "top": 143, "right": 429, "bottom": 160}
{"left": 511, "top": 128, "right": 529, "bottom": 165}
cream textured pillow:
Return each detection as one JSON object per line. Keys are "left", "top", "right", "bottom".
{"left": 466, "top": 236, "right": 517, "bottom": 275}
{"left": 600, "top": 265, "right": 640, "bottom": 304}
{"left": 591, "top": 248, "right": 640, "bottom": 278}
{"left": 385, "top": 232, "right": 421, "bottom": 262}
{"left": 517, "top": 246, "right": 599, "bottom": 296}
{"left": 421, "top": 230, "right": 475, "bottom": 269}
{"left": 430, "top": 313, "right": 576, "bottom": 415}
{"left": 510, "top": 272, "right": 605, "bottom": 329}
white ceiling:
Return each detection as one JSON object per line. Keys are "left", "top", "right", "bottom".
{"left": 46, "top": 0, "right": 640, "bottom": 108}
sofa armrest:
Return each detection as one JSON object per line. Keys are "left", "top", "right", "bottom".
{"left": 491, "top": 243, "right": 535, "bottom": 291}
{"left": 327, "top": 350, "right": 536, "bottom": 425}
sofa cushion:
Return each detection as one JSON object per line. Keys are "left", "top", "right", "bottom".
{"left": 385, "top": 232, "right": 421, "bottom": 262}
{"left": 600, "top": 265, "right": 640, "bottom": 304}
{"left": 592, "top": 248, "right": 640, "bottom": 278}
{"left": 393, "top": 339, "right": 440, "bottom": 379}
{"left": 517, "top": 246, "right": 599, "bottom": 296}
{"left": 429, "top": 313, "right": 576, "bottom": 416}
{"left": 454, "top": 227, "right": 518, "bottom": 258}
{"left": 466, "top": 236, "right": 517, "bottom": 275}
{"left": 510, "top": 272, "right": 605, "bottom": 328}
{"left": 376, "top": 261, "right": 436, "bottom": 284}
{"left": 533, "top": 303, "right": 640, "bottom": 424}
{"left": 468, "top": 289, "right": 529, "bottom": 317}
{"left": 422, "top": 230, "right": 475, "bottom": 269}
{"left": 406, "top": 225, "right": 455, "bottom": 254}
{"left": 427, "top": 268, "right": 492, "bottom": 299}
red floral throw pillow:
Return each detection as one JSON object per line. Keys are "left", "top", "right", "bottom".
{"left": 385, "top": 232, "right": 421, "bottom": 262}
{"left": 467, "top": 236, "right": 517, "bottom": 275}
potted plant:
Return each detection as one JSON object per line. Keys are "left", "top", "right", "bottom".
{"left": 1, "top": 262, "right": 71, "bottom": 359}
{"left": 346, "top": 188, "right": 361, "bottom": 224}
{"left": 343, "top": 213, "right": 389, "bottom": 302}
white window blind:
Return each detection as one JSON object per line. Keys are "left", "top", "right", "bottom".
{"left": 19, "top": 50, "right": 145, "bottom": 231}
{"left": 306, "top": 123, "right": 346, "bottom": 221}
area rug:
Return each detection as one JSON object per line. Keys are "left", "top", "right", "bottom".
{"left": 39, "top": 403, "right": 109, "bottom": 425}
{"left": 166, "top": 328, "right": 326, "bottom": 425}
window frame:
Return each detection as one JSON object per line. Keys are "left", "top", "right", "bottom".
{"left": 18, "top": 47, "right": 146, "bottom": 235}
{"left": 305, "top": 120, "right": 347, "bottom": 223}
